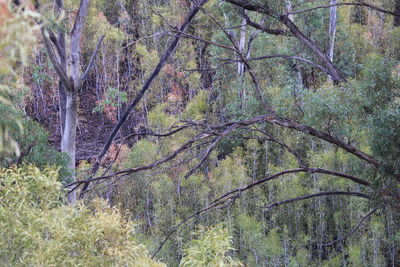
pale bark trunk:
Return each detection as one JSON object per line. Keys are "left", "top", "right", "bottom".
{"left": 285, "top": 0, "right": 304, "bottom": 110}
{"left": 63, "top": 0, "right": 91, "bottom": 203}
{"left": 327, "top": 0, "right": 337, "bottom": 82}
{"left": 237, "top": 18, "right": 246, "bottom": 76}
{"left": 55, "top": 0, "right": 67, "bottom": 136}
{"left": 284, "top": 0, "right": 294, "bottom": 21}
{"left": 42, "top": 0, "right": 94, "bottom": 203}
{"left": 62, "top": 91, "right": 77, "bottom": 203}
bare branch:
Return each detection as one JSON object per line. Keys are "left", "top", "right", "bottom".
{"left": 253, "top": 127, "right": 307, "bottom": 168}
{"left": 267, "top": 115, "right": 379, "bottom": 167}
{"left": 321, "top": 208, "right": 379, "bottom": 246}
{"left": 41, "top": 28, "right": 73, "bottom": 91}
{"left": 288, "top": 1, "right": 399, "bottom": 16}
{"left": 289, "top": 3, "right": 365, "bottom": 16}
{"left": 264, "top": 191, "right": 371, "bottom": 210}
{"left": 85, "top": 0, "right": 211, "bottom": 197}
{"left": 355, "top": 0, "right": 399, "bottom": 17}
{"left": 184, "top": 124, "right": 238, "bottom": 179}
{"left": 219, "top": 54, "right": 331, "bottom": 75}
{"left": 243, "top": 12, "right": 291, "bottom": 36}
{"left": 224, "top": 0, "right": 346, "bottom": 82}
{"left": 214, "top": 168, "right": 371, "bottom": 204}
{"left": 48, "top": 29, "right": 64, "bottom": 59}
{"left": 152, "top": 167, "right": 371, "bottom": 257}
{"left": 68, "top": 132, "right": 213, "bottom": 188}
{"left": 193, "top": 1, "right": 273, "bottom": 111}
{"left": 78, "top": 35, "right": 105, "bottom": 87}
{"left": 207, "top": 115, "right": 378, "bottom": 167}
{"left": 167, "top": 30, "right": 238, "bottom": 52}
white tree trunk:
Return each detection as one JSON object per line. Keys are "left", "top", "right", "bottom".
{"left": 328, "top": 0, "right": 337, "bottom": 82}
{"left": 237, "top": 18, "right": 246, "bottom": 76}
{"left": 62, "top": 91, "right": 77, "bottom": 203}
{"left": 63, "top": 0, "right": 91, "bottom": 203}
{"left": 285, "top": 0, "right": 304, "bottom": 110}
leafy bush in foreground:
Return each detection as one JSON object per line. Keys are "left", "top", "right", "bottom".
{"left": 0, "top": 166, "right": 165, "bottom": 266}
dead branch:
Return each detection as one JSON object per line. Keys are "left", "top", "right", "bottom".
{"left": 264, "top": 191, "right": 372, "bottom": 210}
{"left": 321, "top": 208, "right": 379, "bottom": 246}
{"left": 214, "top": 168, "right": 371, "bottom": 204}
{"left": 86, "top": 0, "right": 211, "bottom": 198}
{"left": 78, "top": 35, "right": 105, "bottom": 87}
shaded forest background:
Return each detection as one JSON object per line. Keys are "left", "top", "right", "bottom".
{"left": 1, "top": 0, "right": 400, "bottom": 266}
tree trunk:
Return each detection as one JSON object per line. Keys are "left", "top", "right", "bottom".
{"left": 61, "top": 91, "right": 77, "bottom": 203}
{"left": 55, "top": 0, "right": 67, "bottom": 137}
{"left": 285, "top": 0, "right": 304, "bottom": 109}
{"left": 64, "top": 0, "right": 91, "bottom": 203}
{"left": 327, "top": 0, "right": 337, "bottom": 83}
{"left": 237, "top": 18, "right": 246, "bottom": 76}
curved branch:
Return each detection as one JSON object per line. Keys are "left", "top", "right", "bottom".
{"left": 214, "top": 168, "right": 371, "bottom": 203}
{"left": 67, "top": 132, "right": 213, "bottom": 188}
{"left": 355, "top": 0, "right": 399, "bottom": 17}
{"left": 253, "top": 127, "right": 307, "bottom": 168}
{"left": 264, "top": 191, "right": 371, "bottom": 210}
{"left": 321, "top": 208, "right": 379, "bottom": 246}
{"left": 267, "top": 115, "right": 379, "bottom": 167}
{"left": 208, "top": 115, "right": 378, "bottom": 167}
{"left": 83, "top": 0, "right": 210, "bottom": 197}
{"left": 243, "top": 12, "right": 291, "bottom": 36}
{"left": 78, "top": 35, "right": 105, "bottom": 87}
{"left": 41, "top": 28, "right": 73, "bottom": 91}
{"left": 219, "top": 54, "right": 331, "bottom": 75}
{"left": 224, "top": 0, "right": 346, "bottom": 82}
{"left": 152, "top": 168, "right": 371, "bottom": 258}
{"left": 289, "top": 2, "right": 398, "bottom": 16}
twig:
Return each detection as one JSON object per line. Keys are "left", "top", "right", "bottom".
{"left": 78, "top": 35, "right": 105, "bottom": 87}
{"left": 264, "top": 191, "right": 371, "bottom": 210}
{"left": 320, "top": 208, "right": 379, "bottom": 246}
{"left": 85, "top": 0, "right": 211, "bottom": 198}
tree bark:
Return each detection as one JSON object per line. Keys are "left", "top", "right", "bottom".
{"left": 237, "top": 18, "right": 246, "bottom": 76}
{"left": 327, "top": 0, "right": 337, "bottom": 82}
{"left": 62, "top": 0, "right": 91, "bottom": 203}
{"left": 55, "top": 0, "right": 67, "bottom": 136}
{"left": 61, "top": 91, "right": 77, "bottom": 203}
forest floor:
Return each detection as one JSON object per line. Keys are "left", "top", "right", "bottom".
{"left": 25, "top": 79, "right": 134, "bottom": 165}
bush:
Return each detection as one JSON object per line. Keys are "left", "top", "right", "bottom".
{"left": 0, "top": 166, "right": 165, "bottom": 266}
{"left": 180, "top": 224, "right": 243, "bottom": 267}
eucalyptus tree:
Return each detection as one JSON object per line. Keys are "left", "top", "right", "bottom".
{"left": 40, "top": 0, "right": 103, "bottom": 202}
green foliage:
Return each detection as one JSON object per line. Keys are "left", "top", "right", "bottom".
{"left": 127, "top": 139, "right": 158, "bottom": 167}
{"left": 180, "top": 224, "right": 243, "bottom": 267}
{"left": 0, "top": 1, "right": 38, "bottom": 155}
{"left": 135, "top": 43, "right": 160, "bottom": 75}
{"left": 371, "top": 102, "right": 400, "bottom": 176}
{"left": 148, "top": 103, "right": 177, "bottom": 132}
{"left": 5, "top": 0, "right": 400, "bottom": 266}
{"left": 0, "top": 166, "right": 166, "bottom": 266}
{"left": 93, "top": 87, "right": 128, "bottom": 113}
{"left": 0, "top": 116, "right": 70, "bottom": 183}
{"left": 183, "top": 90, "right": 208, "bottom": 120}
{"left": 357, "top": 53, "right": 399, "bottom": 112}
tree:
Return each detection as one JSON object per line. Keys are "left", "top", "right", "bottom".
{"left": 40, "top": 0, "right": 102, "bottom": 203}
